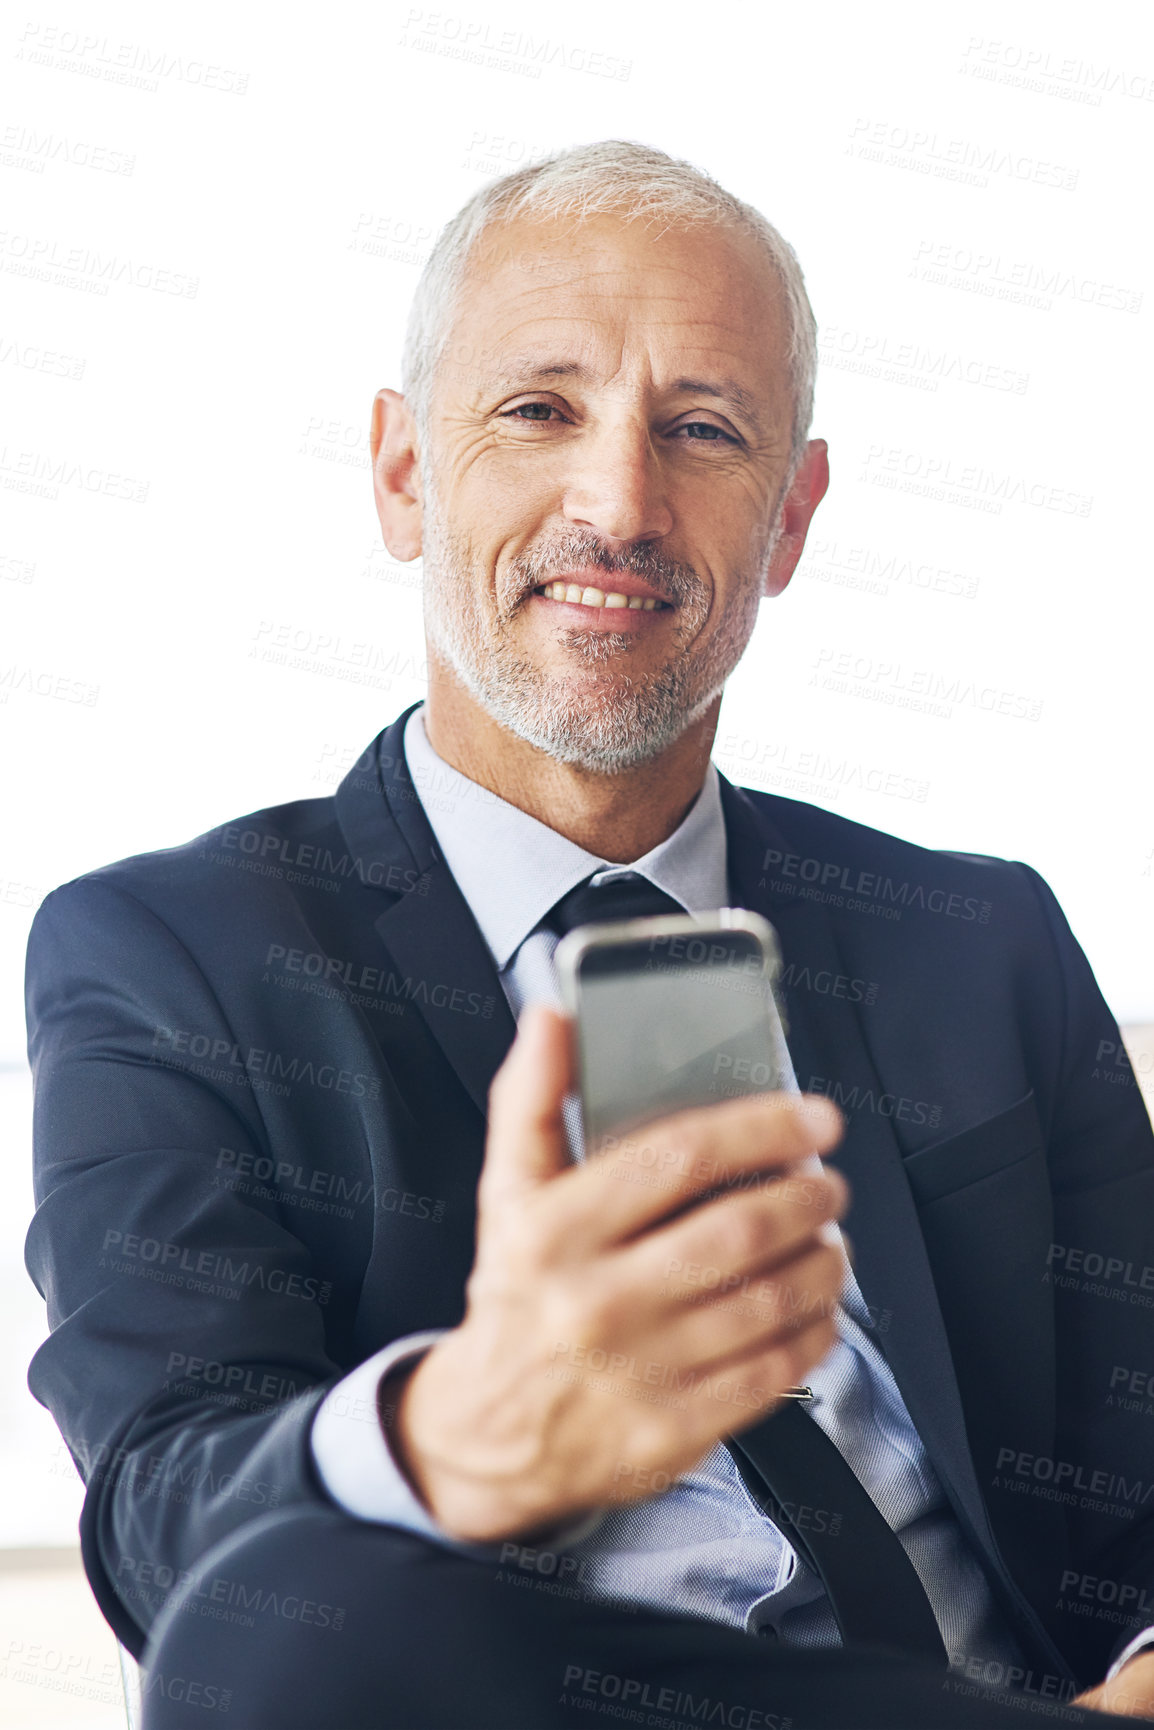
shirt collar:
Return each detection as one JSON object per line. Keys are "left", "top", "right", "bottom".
{"left": 402, "top": 706, "right": 729, "bottom": 972}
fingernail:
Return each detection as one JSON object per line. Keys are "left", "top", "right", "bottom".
{"left": 800, "top": 1096, "right": 842, "bottom": 1138}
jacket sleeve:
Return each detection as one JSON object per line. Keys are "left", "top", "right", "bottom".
{"left": 24, "top": 876, "right": 349, "bottom": 1659}
{"left": 1017, "top": 863, "right": 1154, "bottom": 1678}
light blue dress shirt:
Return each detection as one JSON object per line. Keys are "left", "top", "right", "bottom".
{"left": 312, "top": 707, "right": 1033, "bottom": 1670}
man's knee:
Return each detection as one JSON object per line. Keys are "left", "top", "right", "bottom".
{"left": 139, "top": 1505, "right": 453, "bottom": 1727}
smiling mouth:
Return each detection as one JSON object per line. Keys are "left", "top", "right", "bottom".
{"left": 533, "top": 581, "right": 671, "bottom": 612}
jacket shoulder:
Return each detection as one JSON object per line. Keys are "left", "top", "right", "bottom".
{"left": 33, "top": 792, "right": 342, "bottom": 930}
{"left": 733, "top": 780, "right": 1020, "bottom": 892}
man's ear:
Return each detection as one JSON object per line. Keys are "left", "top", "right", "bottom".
{"left": 371, "top": 389, "right": 424, "bottom": 562}
{"left": 763, "top": 439, "right": 830, "bottom": 598}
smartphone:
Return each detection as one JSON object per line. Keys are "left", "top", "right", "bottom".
{"left": 555, "top": 909, "right": 788, "bottom": 1159}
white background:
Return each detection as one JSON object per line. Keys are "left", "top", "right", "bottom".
{"left": 2, "top": 0, "right": 1152, "bottom": 1559}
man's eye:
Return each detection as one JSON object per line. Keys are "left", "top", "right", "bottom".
{"left": 503, "top": 402, "right": 559, "bottom": 422}
{"left": 678, "top": 422, "right": 734, "bottom": 443}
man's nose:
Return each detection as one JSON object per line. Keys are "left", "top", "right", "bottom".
{"left": 561, "top": 420, "right": 674, "bottom": 544}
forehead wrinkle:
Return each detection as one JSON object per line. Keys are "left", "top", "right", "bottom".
{"left": 468, "top": 247, "right": 769, "bottom": 321}
{"left": 464, "top": 213, "right": 785, "bottom": 338}
{"left": 478, "top": 297, "right": 774, "bottom": 364}
{"left": 481, "top": 249, "right": 699, "bottom": 287}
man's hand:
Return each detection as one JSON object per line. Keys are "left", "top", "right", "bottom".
{"left": 391, "top": 1002, "right": 847, "bottom": 1543}
{"left": 1075, "top": 1652, "right": 1154, "bottom": 1719}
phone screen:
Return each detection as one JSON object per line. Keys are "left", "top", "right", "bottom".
{"left": 573, "top": 925, "right": 788, "bottom": 1156}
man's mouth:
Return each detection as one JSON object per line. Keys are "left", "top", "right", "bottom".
{"left": 532, "top": 581, "right": 672, "bottom": 612}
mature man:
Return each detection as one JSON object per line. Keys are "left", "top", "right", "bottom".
{"left": 25, "top": 142, "right": 1154, "bottom": 1728}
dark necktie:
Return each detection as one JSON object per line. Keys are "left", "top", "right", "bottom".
{"left": 728, "top": 1410, "right": 947, "bottom": 1663}
{"left": 546, "top": 871, "right": 948, "bottom": 1665}
{"left": 548, "top": 870, "right": 685, "bottom": 936}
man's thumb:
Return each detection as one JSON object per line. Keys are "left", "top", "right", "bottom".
{"left": 480, "top": 1002, "right": 576, "bottom": 1204}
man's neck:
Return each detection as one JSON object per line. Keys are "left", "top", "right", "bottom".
{"left": 422, "top": 675, "right": 721, "bottom": 864}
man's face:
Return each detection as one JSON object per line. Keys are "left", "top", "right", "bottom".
{"left": 411, "top": 212, "right": 818, "bottom": 771}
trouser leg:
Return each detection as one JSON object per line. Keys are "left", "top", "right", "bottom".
{"left": 138, "top": 1504, "right": 1103, "bottom": 1730}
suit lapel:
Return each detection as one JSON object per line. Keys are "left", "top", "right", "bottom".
{"left": 333, "top": 708, "right": 516, "bottom": 1122}
{"left": 719, "top": 779, "right": 994, "bottom": 1545}
{"left": 721, "top": 776, "right": 1073, "bottom": 1674}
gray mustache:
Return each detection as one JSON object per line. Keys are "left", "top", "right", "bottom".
{"left": 509, "top": 535, "right": 703, "bottom": 608}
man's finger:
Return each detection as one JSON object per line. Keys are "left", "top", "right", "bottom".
{"left": 641, "top": 1238, "right": 846, "bottom": 1373}
{"left": 543, "top": 1092, "right": 843, "bottom": 1250}
{"left": 568, "top": 1305, "right": 840, "bottom": 1489}
{"left": 627, "top": 1168, "right": 847, "bottom": 1313}
{"left": 480, "top": 1003, "right": 576, "bottom": 1205}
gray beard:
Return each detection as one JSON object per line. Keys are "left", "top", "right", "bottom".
{"left": 420, "top": 483, "right": 777, "bottom": 774}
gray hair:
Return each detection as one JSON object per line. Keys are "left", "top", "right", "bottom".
{"left": 401, "top": 139, "right": 817, "bottom": 466}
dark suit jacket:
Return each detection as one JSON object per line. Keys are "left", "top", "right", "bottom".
{"left": 24, "top": 704, "right": 1154, "bottom": 1682}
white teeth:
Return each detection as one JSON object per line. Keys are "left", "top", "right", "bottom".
{"left": 537, "top": 582, "right": 664, "bottom": 611}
